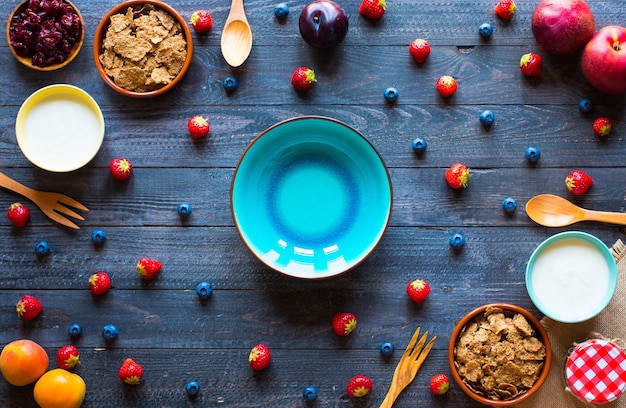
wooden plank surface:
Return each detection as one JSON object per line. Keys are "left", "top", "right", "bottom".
{"left": 1, "top": 0, "right": 625, "bottom": 407}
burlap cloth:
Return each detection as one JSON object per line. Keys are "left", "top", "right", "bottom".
{"left": 518, "top": 239, "right": 626, "bottom": 408}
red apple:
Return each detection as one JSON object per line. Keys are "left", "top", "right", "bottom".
{"left": 531, "top": 0, "right": 594, "bottom": 56}
{"left": 581, "top": 26, "right": 626, "bottom": 95}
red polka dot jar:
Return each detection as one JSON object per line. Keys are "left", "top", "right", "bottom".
{"left": 565, "top": 339, "right": 626, "bottom": 404}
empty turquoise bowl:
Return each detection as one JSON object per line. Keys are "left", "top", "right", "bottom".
{"left": 231, "top": 116, "right": 393, "bottom": 278}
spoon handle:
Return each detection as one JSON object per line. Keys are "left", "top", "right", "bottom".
{"left": 586, "top": 209, "right": 626, "bottom": 226}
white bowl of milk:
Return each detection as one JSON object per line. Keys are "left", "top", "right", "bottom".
{"left": 526, "top": 231, "right": 617, "bottom": 323}
{"left": 16, "top": 84, "right": 104, "bottom": 172}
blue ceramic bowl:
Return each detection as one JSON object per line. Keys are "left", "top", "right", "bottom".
{"left": 526, "top": 231, "right": 617, "bottom": 323}
{"left": 231, "top": 116, "right": 392, "bottom": 278}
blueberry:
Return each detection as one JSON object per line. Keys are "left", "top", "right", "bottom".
{"left": 102, "top": 324, "right": 118, "bottom": 341}
{"left": 380, "top": 342, "right": 395, "bottom": 357}
{"left": 196, "top": 282, "right": 213, "bottom": 300}
{"left": 68, "top": 323, "right": 83, "bottom": 338}
{"left": 274, "top": 3, "right": 289, "bottom": 19}
{"left": 525, "top": 146, "right": 541, "bottom": 163}
{"left": 223, "top": 77, "right": 238, "bottom": 93}
{"left": 449, "top": 232, "right": 466, "bottom": 249}
{"left": 185, "top": 380, "right": 200, "bottom": 398}
{"left": 384, "top": 87, "right": 399, "bottom": 103}
{"left": 91, "top": 229, "right": 107, "bottom": 245}
{"left": 35, "top": 241, "right": 50, "bottom": 257}
{"left": 177, "top": 203, "right": 192, "bottom": 217}
{"left": 479, "top": 110, "right": 495, "bottom": 127}
{"left": 411, "top": 137, "right": 427, "bottom": 154}
{"left": 502, "top": 197, "right": 517, "bottom": 213}
{"left": 478, "top": 23, "right": 493, "bottom": 39}
{"left": 302, "top": 386, "right": 318, "bottom": 402}
{"left": 578, "top": 98, "right": 592, "bottom": 113}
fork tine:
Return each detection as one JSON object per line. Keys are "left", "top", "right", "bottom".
{"left": 57, "top": 195, "right": 89, "bottom": 211}
{"left": 402, "top": 327, "right": 421, "bottom": 358}
{"left": 414, "top": 335, "right": 436, "bottom": 365}
{"left": 43, "top": 210, "right": 80, "bottom": 229}
{"left": 409, "top": 331, "right": 428, "bottom": 358}
{"left": 53, "top": 204, "right": 85, "bottom": 221}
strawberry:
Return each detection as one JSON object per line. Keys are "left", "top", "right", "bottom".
{"left": 346, "top": 375, "right": 372, "bottom": 398}
{"left": 109, "top": 158, "right": 132, "bottom": 181}
{"left": 494, "top": 0, "right": 516, "bottom": 20}
{"left": 565, "top": 170, "right": 593, "bottom": 195}
{"left": 593, "top": 117, "right": 612, "bottom": 137}
{"left": 89, "top": 272, "right": 111, "bottom": 295}
{"left": 57, "top": 345, "right": 80, "bottom": 370}
{"left": 7, "top": 202, "right": 30, "bottom": 227}
{"left": 188, "top": 116, "right": 210, "bottom": 139}
{"left": 429, "top": 374, "right": 450, "bottom": 395}
{"left": 119, "top": 358, "right": 143, "bottom": 385}
{"left": 445, "top": 163, "right": 471, "bottom": 189}
{"left": 291, "top": 67, "right": 316, "bottom": 91}
{"left": 136, "top": 257, "right": 162, "bottom": 280}
{"left": 436, "top": 75, "right": 457, "bottom": 97}
{"left": 406, "top": 279, "right": 430, "bottom": 303}
{"left": 520, "top": 53, "right": 542, "bottom": 76}
{"left": 359, "top": 0, "right": 386, "bottom": 19}
{"left": 248, "top": 343, "right": 271, "bottom": 371}
{"left": 409, "top": 38, "right": 430, "bottom": 63}
{"left": 332, "top": 312, "right": 357, "bottom": 336}
{"left": 16, "top": 294, "right": 42, "bottom": 321}
{"left": 189, "top": 10, "right": 212, "bottom": 34}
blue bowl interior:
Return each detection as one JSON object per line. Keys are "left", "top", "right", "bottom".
{"left": 525, "top": 231, "right": 618, "bottom": 323}
{"left": 231, "top": 117, "right": 392, "bottom": 278}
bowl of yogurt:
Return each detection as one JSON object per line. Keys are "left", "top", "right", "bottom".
{"left": 16, "top": 84, "right": 104, "bottom": 172}
{"left": 526, "top": 231, "right": 617, "bottom": 323}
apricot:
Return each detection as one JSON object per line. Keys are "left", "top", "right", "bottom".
{"left": 34, "top": 368, "right": 85, "bottom": 408}
{"left": 0, "top": 339, "right": 49, "bottom": 386}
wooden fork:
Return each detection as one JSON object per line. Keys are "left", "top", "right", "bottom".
{"left": 0, "top": 172, "right": 88, "bottom": 229}
{"left": 380, "top": 327, "right": 436, "bottom": 408}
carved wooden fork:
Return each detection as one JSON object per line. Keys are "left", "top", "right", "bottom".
{"left": 380, "top": 327, "right": 436, "bottom": 408}
{"left": 0, "top": 172, "right": 88, "bottom": 229}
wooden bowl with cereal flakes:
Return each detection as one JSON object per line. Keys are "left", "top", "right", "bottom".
{"left": 448, "top": 303, "right": 552, "bottom": 406}
{"left": 93, "top": 0, "right": 193, "bottom": 98}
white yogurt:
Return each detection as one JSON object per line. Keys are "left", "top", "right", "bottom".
{"left": 529, "top": 237, "right": 612, "bottom": 322}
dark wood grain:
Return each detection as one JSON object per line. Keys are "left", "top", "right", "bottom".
{"left": 0, "top": 0, "right": 625, "bottom": 407}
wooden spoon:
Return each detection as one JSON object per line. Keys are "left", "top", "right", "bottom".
{"left": 220, "top": 0, "right": 253, "bottom": 67}
{"left": 525, "top": 194, "right": 626, "bottom": 227}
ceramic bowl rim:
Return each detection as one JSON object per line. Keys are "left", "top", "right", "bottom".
{"left": 230, "top": 115, "right": 393, "bottom": 279}
{"left": 92, "top": 0, "right": 193, "bottom": 98}
{"left": 447, "top": 303, "right": 552, "bottom": 406}
{"left": 15, "top": 84, "right": 105, "bottom": 172}
{"left": 525, "top": 230, "right": 618, "bottom": 323}
{"left": 6, "top": 0, "right": 85, "bottom": 71}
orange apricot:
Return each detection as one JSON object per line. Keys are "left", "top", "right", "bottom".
{"left": 0, "top": 339, "right": 49, "bottom": 386}
{"left": 34, "top": 368, "right": 86, "bottom": 408}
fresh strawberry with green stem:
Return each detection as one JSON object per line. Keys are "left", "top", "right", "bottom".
{"left": 494, "top": 0, "right": 516, "bottom": 20}
{"left": 109, "top": 158, "right": 132, "bottom": 181}
{"left": 189, "top": 10, "right": 212, "bottom": 33}
{"left": 565, "top": 170, "right": 593, "bottom": 195}
{"left": 57, "top": 345, "right": 80, "bottom": 370}
{"left": 445, "top": 163, "right": 471, "bottom": 189}
{"left": 249, "top": 343, "right": 271, "bottom": 371}
{"left": 332, "top": 312, "right": 357, "bottom": 336}
{"left": 359, "top": 0, "right": 386, "bottom": 19}
{"left": 136, "top": 257, "right": 162, "bottom": 280}
{"left": 89, "top": 272, "right": 111, "bottom": 295}
{"left": 436, "top": 75, "right": 457, "bottom": 97}
{"left": 16, "top": 294, "right": 42, "bottom": 321}
{"left": 119, "top": 358, "right": 143, "bottom": 384}
{"left": 346, "top": 375, "right": 373, "bottom": 398}
{"left": 406, "top": 279, "right": 430, "bottom": 303}
{"left": 188, "top": 116, "right": 210, "bottom": 139}
{"left": 7, "top": 202, "right": 29, "bottom": 227}
{"left": 409, "top": 39, "right": 430, "bottom": 63}
{"left": 593, "top": 117, "right": 612, "bottom": 137}
{"left": 520, "top": 53, "right": 542, "bottom": 76}
{"left": 430, "top": 374, "right": 450, "bottom": 395}
{"left": 291, "top": 67, "right": 316, "bottom": 91}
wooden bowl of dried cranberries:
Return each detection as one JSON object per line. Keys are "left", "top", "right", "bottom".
{"left": 6, "top": 0, "right": 85, "bottom": 71}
